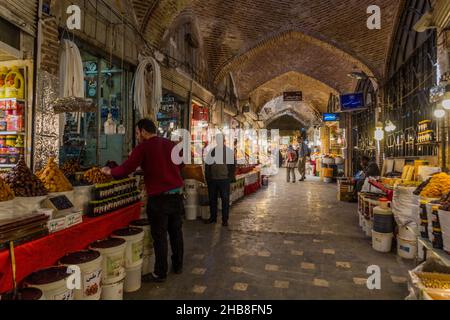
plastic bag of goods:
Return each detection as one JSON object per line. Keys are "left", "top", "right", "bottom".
{"left": 417, "top": 166, "right": 441, "bottom": 182}
{"left": 392, "top": 185, "right": 417, "bottom": 226}
{"left": 361, "top": 178, "right": 384, "bottom": 194}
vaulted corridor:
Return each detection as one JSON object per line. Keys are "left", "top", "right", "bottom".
{"left": 127, "top": 171, "right": 412, "bottom": 300}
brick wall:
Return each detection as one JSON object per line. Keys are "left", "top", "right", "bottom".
{"left": 40, "top": 15, "right": 60, "bottom": 76}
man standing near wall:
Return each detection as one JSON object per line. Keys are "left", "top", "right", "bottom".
{"left": 297, "top": 137, "right": 310, "bottom": 182}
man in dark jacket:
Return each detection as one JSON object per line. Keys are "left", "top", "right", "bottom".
{"left": 204, "top": 134, "right": 236, "bottom": 227}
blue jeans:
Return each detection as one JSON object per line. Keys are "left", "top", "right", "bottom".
{"left": 208, "top": 179, "right": 231, "bottom": 222}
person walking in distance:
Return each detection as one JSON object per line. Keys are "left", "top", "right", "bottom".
{"left": 286, "top": 145, "right": 298, "bottom": 183}
{"left": 204, "top": 133, "right": 236, "bottom": 227}
{"left": 101, "top": 119, "right": 184, "bottom": 282}
{"left": 297, "top": 137, "right": 310, "bottom": 182}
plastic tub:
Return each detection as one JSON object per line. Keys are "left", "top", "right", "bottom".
{"left": 185, "top": 205, "right": 198, "bottom": 220}
{"left": 130, "top": 219, "right": 153, "bottom": 255}
{"left": 397, "top": 237, "right": 417, "bottom": 259}
{"left": 59, "top": 250, "right": 103, "bottom": 300}
{"left": 24, "top": 266, "right": 74, "bottom": 300}
{"left": 101, "top": 280, "right": 124, "bottom": 300}
{"left": 372, "top": 231, "right": 393, "bottom": 253}
{"left": 142, "top": 253, "right": 152, "bottom": 276}
{"left": 112, "top": 227, "right": 144, "bottom": 268}
{"left": 90, "top": 238, "right": 126, "bottom": 285}
{"left": 124, "top": 264, "right": 142, "bottom": 293}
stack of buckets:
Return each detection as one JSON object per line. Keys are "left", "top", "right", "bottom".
{"left": 58, "top": 250, "right": 103, "bottom": 300}
{"left": 112, "top": 227, "right": 145, "bottom": 293}
{"left": 184, "top": 179, "right": 199, "bottom": 220}
{"left": 130, "top": 219, "right": 153, "bottom": 275}
{"left": 372, "top": 198, "right": 394, "bottom": 253}
{"left": 90, "top": 238, "right": 127, "bottom": 300}
{"left": 397, "top": 223, "right": 418, "bottom": 259}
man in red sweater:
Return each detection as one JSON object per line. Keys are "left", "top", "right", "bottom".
{"left": 102, "top": 119, "right": 184, "bottom": 282}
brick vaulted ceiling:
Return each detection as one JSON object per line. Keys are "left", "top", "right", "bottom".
{"left": 132, "top": 0, "right": 405, "bottom": 111}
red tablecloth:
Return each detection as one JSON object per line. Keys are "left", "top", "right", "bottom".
{"left": 0, "top": 202, "right": 142, "bottom": 293}
{"left": 244, "top": 180, "right": 261, "bottom": 196}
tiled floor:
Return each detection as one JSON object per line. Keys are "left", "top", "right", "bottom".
{"left": 126, "top": 170, "right": 413, "bottom": 300}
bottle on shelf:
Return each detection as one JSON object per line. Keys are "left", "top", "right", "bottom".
{"left": 0, "top": 67, "right": 9, "bottom": 99}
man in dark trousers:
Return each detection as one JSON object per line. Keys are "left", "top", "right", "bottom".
{"left": 204, "top": 134, "right": 236, "bottom": 227}
{"left": 102, "top": 119, "right": 184, "bottom": 283}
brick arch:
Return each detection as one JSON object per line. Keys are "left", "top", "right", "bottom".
{"left": 250, "top": 71, "right": 339, "bottom": 113}
{"left": 137, "top": 0, "right": 403, "bottom": 86}
{"left": 260, "top": 96, "right": 320, "bottom": 127}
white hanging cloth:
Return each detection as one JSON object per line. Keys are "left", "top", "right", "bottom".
{"left": 133, "top": 54, "right": 162, "bottom": 120}
{"left": 59, "top": 39, "right": 85, "bottom": 98}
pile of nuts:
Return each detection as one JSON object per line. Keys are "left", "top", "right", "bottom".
{"left": 83, "top": 167, "right": 112, "bottom": 185}
{"left": 4, "top": 156, "right": 48, "bottom": 197}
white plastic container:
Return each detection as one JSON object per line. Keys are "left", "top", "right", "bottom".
{"left": 112, "top": 227, "right": 144, "bottom": 268}
{"left": 397, "top": 237, "right": 417, "bottom": 259}
{"left": 200, "top": 206, "right": 210, "bottom": 220}
{"left": 101, "top": 280, "right": 124, "bottom": 300}
{"left": 372, "top": 231, "right": 393, "bottom": 253}
{"left": 129, "top": 219, "right": 153, "bottom": 255}
{"left": 89, "top": 238, "right": 127, "bottom": 285}
{"left": 24, "top": 266, "right": 74, "bottom": 300}
{"left": 365, "top": 219, "right": 373, "bottom": 237}
{"left": 399, "top": 224, "right": 418, "bottom": 240}
{"left": 124, "top": 264, "right": 142, "bottom": 293}
{"left": 184, "top": 179, "right": 199, "bottom": 206}
{"left": 142, "top": 253, "right": 152, "bottom": 276}
{"left": 185, "top": 205, "right": 198, "bottom": 220}
{"left": 59, "top": 250, "right": 103, "bottom": 300}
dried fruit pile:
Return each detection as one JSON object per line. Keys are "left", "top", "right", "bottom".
{"left": 83, "top": 167, "right": 112, "bottom": 185}
{"left": 4, "top": 157, "right": 48, "bottom": 197}
{"left": 419, "top": 173, "right": 450, "bottom": 198}
{"left": 37, "top": 158, "right": 73, "bottom": 193}
{"left": 0, "top": 176, "right": 14, "bottom": 201}
{"left": 61, "top": 159, "right": 81, "bottom": 178}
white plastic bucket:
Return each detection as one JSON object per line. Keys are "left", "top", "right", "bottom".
{"left": 89, "top": 238, "right": 126, "bottom": 285}
{"left": 184, "top": 179, "right": 199, "bottom": 206}
{"left": 1, "top": 287, "right": 46, "bottom": 300}
{"left": 124, "top": 264, "right": 142, "bottom": 293}
{"left": 142, "top": 253, "right": 152, "bottom": 276}
{"left": 24, "top": 266, "right": 74, "bottom": 300}
{"left": 397, "top": 237, "right": 417, "bottom": 259}
{"left": 129, "top": 220, "right": 153, "bottom": 255}
{"left": 438, "top": 210, "right": 450, "bottom": 252}
{"left": 372, "top": 231, "right": 393, "bottom": 253}
{"left": 73, "top": 185, "right": 93, "bottom": 213}
{"left": 101, "top": 280, "right": 124, "bottom": 300}
{"left": 201, "top": 206, "right": 210, "bottom": 220}
{"left": 399, "top": 224, "right": 418, "bottom": 241}
{"left": 365, "top": 219, "right": 373, "bottom": 237}
{"left": 59, "top": 250, "right": 103, "bottom": 300}
{"left": 185, "top": 205, "right": 198, "bottom": 220}
{"left": 112, "top": 227, "right": 145, "bottom": 268}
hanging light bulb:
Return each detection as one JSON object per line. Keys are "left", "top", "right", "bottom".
{"left": 384, "top": 120, "right": 396, "bottom": 132}
{"left": 442, "top": 85, "right": 450, "bottom": 110}
{"left": 374, "top": 123, "right": 384, "bottom": 141}
{"left": 434, "top": 106, "right": 446, "bottom": 119}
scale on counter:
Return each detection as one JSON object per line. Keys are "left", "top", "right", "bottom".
{"left": 41, "top": 195, "right": 83, "bottom": 231}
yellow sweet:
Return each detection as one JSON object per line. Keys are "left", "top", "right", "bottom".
{"left": 37, "top": 157, "right": 73, "bottom": 192}
{"left": 420, "top": 173, "right": 450, "bottom": 198}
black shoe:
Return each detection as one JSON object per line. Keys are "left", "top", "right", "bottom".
{"left": 222, "top": 221, "right": 229, "bottom": 227}
{"left": 205, "top": 218, "right": 217, "bottom": 224}
{"left": 142, "top": 273, "right": 166, "bottom": 283}
{"left": 299, "top": 179, "right": 304, "bottom": 182}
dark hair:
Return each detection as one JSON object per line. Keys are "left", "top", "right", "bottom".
{"left": 136, "top": 119, "right": 157, "bottom": 134}
{"left": 361, "top": 156, "right": 370, "bottom": 162}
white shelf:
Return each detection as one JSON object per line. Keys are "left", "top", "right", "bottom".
{"left": 418, "top": 237, "right": 450, "bottom": 267}
{"left": 0, "top": 131, "right": 25, "bottom": 135}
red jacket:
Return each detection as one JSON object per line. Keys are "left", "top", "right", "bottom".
{"left": 111, "top": 136, "right": 184, "bottom": 196}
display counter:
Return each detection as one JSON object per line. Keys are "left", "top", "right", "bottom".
{"left": 0, "top": 202, "right": 142, "bottom": 293}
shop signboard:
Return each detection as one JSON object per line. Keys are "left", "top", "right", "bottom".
{"left": 283, "top": 91, "right": 303, "bottom": 102}
{"left": 340, "top": 92, "right": 366, "bottom": 112}
{"left": 323, "top": 113, "right": 340, "bottom": 122}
